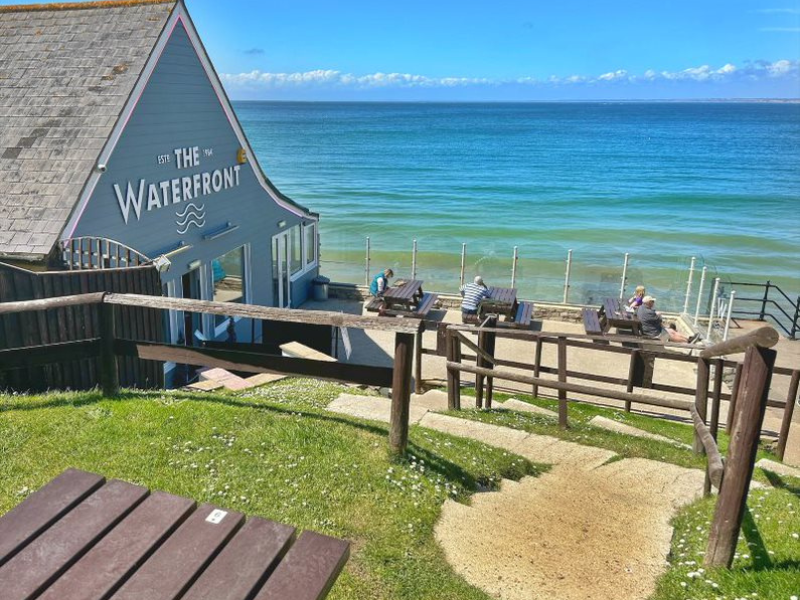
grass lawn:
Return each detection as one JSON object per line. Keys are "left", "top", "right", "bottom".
{"left": 0, "top": 379, "right": 542, "bottom": 600}
{"left": 447, "top": 388, "right": 779, "bottom": 472}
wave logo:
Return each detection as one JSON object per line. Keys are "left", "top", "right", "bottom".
{"left": 175, "top": 203, "right": 206, "bottom": 235}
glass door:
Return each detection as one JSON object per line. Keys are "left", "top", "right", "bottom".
{"left": 272, "top": 232, "right": 291, "bottom": 308}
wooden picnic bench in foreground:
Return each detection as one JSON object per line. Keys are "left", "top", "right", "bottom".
{"left": 0, "top": 468, "right": 349, "bottom": 600}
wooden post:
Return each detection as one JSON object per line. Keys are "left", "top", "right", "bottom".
{"left": 445, "top": 330, "right": 462, "bottom": 410}
{"left": 777, "top": 370, "right": 799, "bottom": 461}
{"left": 726, "top": 363, "right": 743, "bottom": 434}
{"left": 704, "top": 359, "right": 724, "bottom": 495}
{"left": 485, "top": 323, "right": 497, "bottom": 408}
{"left": 625, "top": 349, "right": 639, "bottom": 412}
{"left": 557, "top": 336, "right": 568, "bottom": 429}
{"left": 389, "top": 332, "right": 415, "bottom": 457}
{"left": 474, "top": 317, "right": 497, "bottom": 409}
{"left": 706, "top": 346, "right": 776, "bottom": 568}
{"left": 414, "top": 326, "right": 424, "bottom": 394}
{"left": 532, "top": 337, "right": 543, "bottom": 398}
{"left": 99, "top": 301, "right": 119, "bottom": 397}
{"left": 693, "top": 357, "right": 710, "bottom": 454}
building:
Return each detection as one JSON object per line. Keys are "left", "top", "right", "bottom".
{"left": 0, "top": 0, "right": 320, "bottom": 385}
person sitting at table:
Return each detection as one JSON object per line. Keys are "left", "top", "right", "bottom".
{"left": 627, "top": 285, "right": 646, "bottom": 311}
{"left": 460, "top": 275, "right": 491, "bottom": 321}
{"left": 369, "top": 268, "right": 394, "bottom": 297}
{"left": 637, "top": 296, "right": 699, "bottom": 343}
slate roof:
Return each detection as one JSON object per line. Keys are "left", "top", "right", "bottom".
{"left": 0, "top": 0, "right": 176, "bottom": 261}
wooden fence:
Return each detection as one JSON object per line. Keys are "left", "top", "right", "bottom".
{"left": 426, "top": 322, "right": 797, "bottom": 456}
{"left": 0, "top": 293, "right": 421, "bottom": 456}
{"left": 0, "top": 262, "right": 164, "bottom": 391}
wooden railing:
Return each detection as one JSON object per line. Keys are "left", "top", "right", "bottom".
{"left": 0, "top": 293, "right": 422, "bottom": 456}
{"left": 696, "top": 328, "right": 778, "bottom": 569}
{"left": 426, "top": 321, "right": 797, "bottom": 454}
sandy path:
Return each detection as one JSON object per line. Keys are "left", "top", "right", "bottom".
{"left": 435, "top": 459, "right": 703, "bottom": 600}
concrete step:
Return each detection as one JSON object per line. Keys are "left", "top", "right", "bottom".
{"left": 327, "top": 393, "right": 430, "bottom": 425}
{"left": 501, "top": 398, "right": 559, "bottom": 418}
{"left": 588, "top": 416, "right": 691, "bottom": 449}
{"left": 410, "top": 389, "right": 450, "bottom": 411}
{"left": 756, "top": 458, "right": 800, "bottom": 480}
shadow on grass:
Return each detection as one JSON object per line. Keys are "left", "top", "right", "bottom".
{"left": 762, "top": 469, "right": 800, "bottom": 498}
{"left": 1, "top": 388, "right": 543, "bottom": 498}
{"left": 741, "top": 506, "right": 773, "bottom": 570}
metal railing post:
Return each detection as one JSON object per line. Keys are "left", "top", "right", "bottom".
{"left": 707, "top": 277, "right": 721, "bottom": 339}
{"left": 683, "top": 256, "right": 696, "bottom": 314}
{"left": 459, "top": 243, "right": 466, "bottom": 288}
{"left": 619, "top": 252, "right": 629, "bottom": 300}
{"left": 365, "top": 236, "right": 371, "bottom": 286}
{"left": 563, "top": 249, "right": 573, "bottom": 304}
{"left": 792, "top": 295, "right": 800, "bottom": 340}
{"left": 511, "top": 246, "right": 519, "bottom": 288}
{"left": 759, "top": 281, "right": 770, "bottom": 321}
{"left": 723, "top": 291, "right": 736, "bottom": 341}
{"left": 694, "top": 266, "right": 707, "bottom": 326}
{"left": 411, "top": 238, "right": 417, "bottom": 280}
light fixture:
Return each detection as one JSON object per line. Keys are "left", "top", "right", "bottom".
{"left": 157, "top": 241, "right": 193, "bottom": 258}
{"left": 277, "top": 220, "right": 286, "bottom": 228}
{"left": 151, "top": 255, "right": 171, "bottom": 273}
{"left": 187, "top": 259, "right": 202, "bottom": 271}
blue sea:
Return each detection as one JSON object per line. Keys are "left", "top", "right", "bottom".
{"left": 235, "top": 102, "right": 800, "bottom": 310}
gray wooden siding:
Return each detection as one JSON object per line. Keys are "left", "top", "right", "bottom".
{"left": 72, "top": 22, "right": 313, "bottom": 313}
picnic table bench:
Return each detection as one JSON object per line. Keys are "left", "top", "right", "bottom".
{"left": 0, "top": 468, "right": 349, "bottom": 600}
{"left": 600, "top": 297, "right": 641, "bottom": 336}
{"left": 479, "top": 287, "right": 533, "bottom": 329}
{"left": 366, "top": 279, "right": 438, "bottom": 318}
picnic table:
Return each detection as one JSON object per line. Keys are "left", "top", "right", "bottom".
{"left": 366, "top": 279, "right": 438, "bottom": 318}
{"left": 600, "top": 297, "right": 641, "bottom": 336}
{"left": 477, "top": 287, "right": 533, "bottom": 329}
{"left": 0, "top": 468, "right": 349, "bottom": 600}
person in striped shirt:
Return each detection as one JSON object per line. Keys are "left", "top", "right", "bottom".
{"left": 460, "top": 276, "right": 491, "bottom": 320}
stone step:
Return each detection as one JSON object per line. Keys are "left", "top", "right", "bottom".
{"left": 410, "top": 389, "right": 450, "bottom": 411}
{"left": 327, "top": 393, "right": 429, "bottom": 425}
{"left": 501, "top": 398, "right": 559, "bottom": 418}
{"left": 756, "top": 458, "right": 800, "bottom": 480}
{"left": 588, "top": 416, "right": 691, "bottom": 449}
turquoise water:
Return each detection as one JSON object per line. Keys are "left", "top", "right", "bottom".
{"left": 235, "top": 102, "right": 800, "bottom": 310}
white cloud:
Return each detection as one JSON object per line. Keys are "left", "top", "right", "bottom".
{"left": 219, "top": 60, "right": 800, "bottom": 91}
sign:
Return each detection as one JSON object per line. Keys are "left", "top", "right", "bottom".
{"left": 341, "top": 326, "right": 352, "bottom": 360}
{"left": 110, "top": 145, "right": 243, "bottom": 234}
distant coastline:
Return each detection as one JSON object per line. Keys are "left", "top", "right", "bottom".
{"left": 233, "top": 98, "right": 800, "bottom": 104}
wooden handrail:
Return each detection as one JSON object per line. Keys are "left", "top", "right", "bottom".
{"left": 690, "top": 405, "right": 724, "bottom": 489}
{"left": 103, "top": 293, "right": 422, "bottom": 334}
{"left": 699, "top": 326, "right": 779, "bottom": 358}
{"left": 0, "top": 292, "right": 106, "bottom": 315}
{"left": 448, "top": 361, "right": 694, "bottom": 411}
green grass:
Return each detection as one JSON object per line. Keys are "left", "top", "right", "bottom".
{"left": 446, "top": 388, "right": 778, "bottom": 471}
{"left": 651, "top": 475, "right": 800, "bottom": 600}
{"left": 0, "top": 379, "right": 542, "bottom": 600}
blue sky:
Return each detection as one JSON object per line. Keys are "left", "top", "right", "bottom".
{"left": 5, "top": 0, "right": 800, "bottom": 99}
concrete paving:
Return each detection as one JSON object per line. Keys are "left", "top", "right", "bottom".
{"left": 301, "top": 297, "right": 799, "bottom": 466}
{"left": 589, "top": 416, "right": 692, "bottom": 449}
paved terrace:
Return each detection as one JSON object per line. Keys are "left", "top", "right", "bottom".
{"left": 300, "top": 296, "right": 800, "bottom": 467}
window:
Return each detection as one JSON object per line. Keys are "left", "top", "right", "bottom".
{"left": 212, "top": 246, "right": 246, "bottom": 305}
{"left": 304, "top": 223, "right": 317, "bottom": 268}
{"left": 289, "top": 225, "right": 302, "bottom": 275}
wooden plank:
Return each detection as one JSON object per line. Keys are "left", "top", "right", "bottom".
{"left": 111, "top": 504, "right": 244, "bottom": 600}
{"left": 706, "top": 346, "right": 776, "bottom": 569}
{"left": 104, "top": 294, "right": 422, "bottom": 334}
{"left": 446, "top": 330, "right": 461, "bottom": 410}
{"left": 0, "top": 340, "right": 101, "bottom": 370}
{"left": 448, "top": 361, "right": 694, "bottom": 411}
{"left": 0, "top": 480, "right": 147, "bottom": 600}
{"left": 100, "top": 303, "right": 119, "bottom": 397}
{"left": 0, "top": 469, "right": 104, "bottom": 567}
{"left": 182, "top": 517, "right": 295, "bottom": 600}
{"left": 693, "top": 358, "right": 710, "bottom": 455}
{"left": 38, "top": 492, "right": 195, "bottom": 600}
{"left": 777, "top": 370, "right": 799, "bottom": 461}
{"left": 115, "top": 340, "right": 395, "bottom": 388}
{"left": 690, "top": 405, "right": 725, "bottom": 491}
{"left": 726, "top": 363, "right": 744, "bottom": 434}
{"left": 252, "top": 531, "right": 350, "bottom": 600}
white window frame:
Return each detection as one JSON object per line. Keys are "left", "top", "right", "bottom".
{"left": 289, "top": 221, "right": 319, "bottom": 282}
{"left": 211, "top": 243, "right": 252, "bottom": 339}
